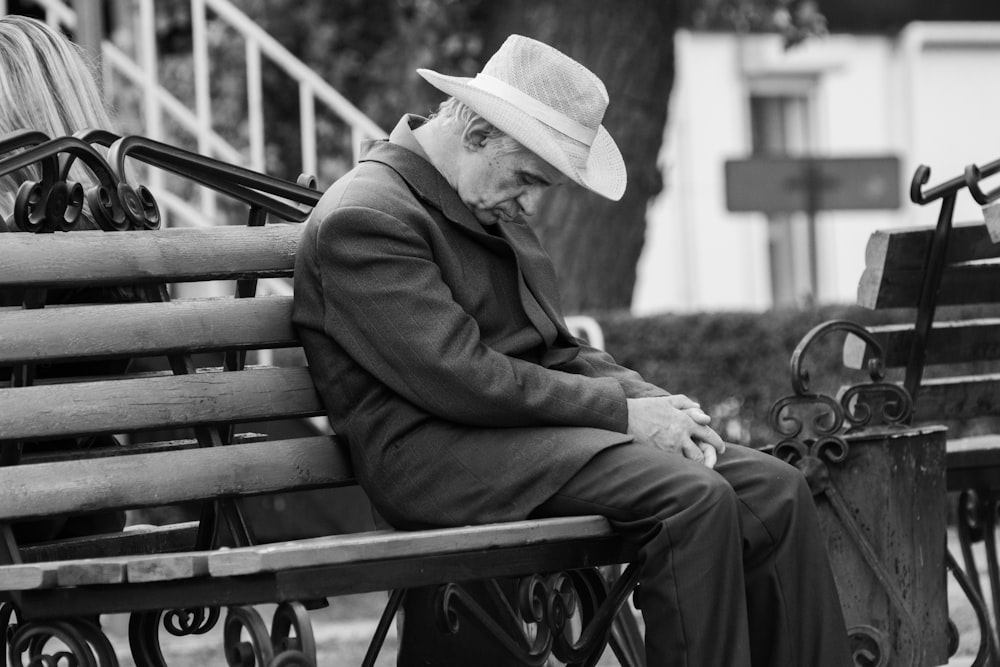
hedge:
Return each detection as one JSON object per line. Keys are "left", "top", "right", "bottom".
{"left": 592, "top": 304, "right": 977, "bottom": 446}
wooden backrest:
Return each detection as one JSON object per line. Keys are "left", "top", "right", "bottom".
{"left": 844, "top": 218, "right": 1000, "bottom": 424}
{"left": 0, "top": 224, "right": 353, "bottom": 526}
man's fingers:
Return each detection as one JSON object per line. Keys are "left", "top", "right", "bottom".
{"left": 680, "top": 441, "right": 704, "bottom": 463}
{"left": 685, "top": 407, "right": 711, "bottom": 425}
{"left": 700, "top": 443, "right": 717, "bottom": 469}
{"left": 695, "top": 425, "right": 727, "bottom": 455}
{"left": 665, "top": 394, "right": 700, "bottom": 411}
{"left": 682, "top": 440, "right": 718, "bottom": 469}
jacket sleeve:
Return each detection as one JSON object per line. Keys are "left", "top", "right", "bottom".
{"left": 554, "top": 342, "right": 671, "bottom": 400}
{"left": 308, "top": 205, "right": 629, "bottom": 433}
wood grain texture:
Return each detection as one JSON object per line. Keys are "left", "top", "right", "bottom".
{"left": 208, "top": 516, "right": 614, "bottom": 577}
{"left": 862, "top": 221, "right": 1000, "bottom": 272}
{"left": 913, "top": 374, "right": 1000, "bottom": 422}
{"left": 21, "top": 522, "right": 199, "bottom": 563}
{"left": 0, "top": 366, "right": 323, "bottom": 439}
{"left": 0, "top": 517, "right": 614, "bottom": 590}
{"left": 857, "top": 222, "right": 1000, "bottom": 308}
{"left": 946, "top": 434, "right": 1000, "bottom": 471}
{"left": 0, "top": 296, "right": 296, "bottom": 364}
{"left": 0, "top": 564, "right": 53, "bottom": 590}
{"left": 56, "top": 560, "right": 127, "bottom": 586}
{"left": 856, "top": 262, "right": 1000, "bottom": 309}
{"left": 0, "top": 436, "right": 351, "bottom": 521}
{"left": 0, "top": 224, "right": 302, "bottom": 287}
{"left": 843, "top": 319, "right": 1000, "bottom": 369}
{"left": 125, "top": 553, "right": 210, "bottom": 583}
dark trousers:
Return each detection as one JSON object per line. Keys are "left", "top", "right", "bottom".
{"left": 532, "top": 443, "right": 851, "bottom": 667}
{"left": 399, "top": 443, "right": 852, "bottom": 666}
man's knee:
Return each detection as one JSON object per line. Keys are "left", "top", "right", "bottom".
{"left": 749, "top": 457, "right": 817, "bottom": 541}
{"left": 653, "top": 466, "right": 741, "bottom": 528}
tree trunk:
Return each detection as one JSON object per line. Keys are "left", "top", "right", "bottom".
{"left": 484, "top": 0, "right": 679, "bottom": 312}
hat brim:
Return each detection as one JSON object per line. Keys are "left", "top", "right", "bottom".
{"left": 417, "top": 68, "right": 626, "bottom": 201}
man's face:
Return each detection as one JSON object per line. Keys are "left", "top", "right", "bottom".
{"left": 455, "top": 137, "right": 565, "bottom": 226}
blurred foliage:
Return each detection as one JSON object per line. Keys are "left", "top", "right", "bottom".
{"left": 140, "top": 0, "right": 490, "bottom": 185}
{"left": 684, "top": 0, "right": 828, "bottom": 46}
{"left": 594, "top": 304, "right": 1000, "bottom": 447}
{"left": 137, "top": 0, "right": 826, "bottom": 182}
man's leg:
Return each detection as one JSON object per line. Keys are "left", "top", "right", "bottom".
{"left": 718, "top": 446, "right": 852, "bottom": 666}
{"left": 530, "top": 443, "right": 852, "bottom": 667}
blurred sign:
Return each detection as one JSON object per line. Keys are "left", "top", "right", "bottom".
{"left": 725, "top": 156, "right": 901, "bottom": 214}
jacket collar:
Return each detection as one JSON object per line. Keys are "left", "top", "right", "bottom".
{"left": 360, "top": 115, "right": 488, "bottom": 238}
{"left": 361, "top": 116, "right": 580, "bottom": 365}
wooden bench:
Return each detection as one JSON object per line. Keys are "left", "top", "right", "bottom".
{"left": 841, "top": 158, "right": 1000, "bottom": 662}
{"left": 0, "top": 133, "right": 642, "bottom": 666}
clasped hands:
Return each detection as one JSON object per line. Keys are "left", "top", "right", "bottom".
{"left": 626, "top": 395, "right": 727, "bottom": 469}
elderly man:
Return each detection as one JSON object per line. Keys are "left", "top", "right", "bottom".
{"left": 293, "top": 34, "right": 851, "bottom": 666}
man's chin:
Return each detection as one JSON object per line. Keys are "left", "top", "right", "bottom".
{"left": 474, "top": 210, "right": 501, "bottom": 225}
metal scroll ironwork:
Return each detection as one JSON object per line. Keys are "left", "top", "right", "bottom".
{"left": 769, "top": 319, "right": 912, "bottom": 458}
{"left": 0, "top": 132, "right": 161, "bottom": 233}
{"left": 429, "top": 564, "right": 642, "bottom": 667}
{"left": 223, "top": 604, "right": 316, "bottom": 667}
{"left": 1, "top": 603, "right": 119, "bottom": 667}
{"left": 126, "top": 603, "right": 316, "bottom": 667}
{"left": 768, "top": 319, "right": 919, "bottom": 667}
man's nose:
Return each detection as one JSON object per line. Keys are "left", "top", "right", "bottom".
{"left": 518, "top": 189, "right": 542, "bottom": 217}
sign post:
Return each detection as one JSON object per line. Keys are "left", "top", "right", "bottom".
{"left": 725, "top": 155, "right": 901, "bottom": 300}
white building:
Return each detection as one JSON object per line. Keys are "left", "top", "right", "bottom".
{"left": 633, "top": 23, "right": 1000, "bottom": 314}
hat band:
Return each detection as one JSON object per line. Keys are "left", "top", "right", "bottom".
{"left": 468, "top": 73, "right": 599, "bottom": 147}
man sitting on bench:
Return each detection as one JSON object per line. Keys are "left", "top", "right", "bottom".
{"left": 293, "top": 34, "right": 852, "bottom": 666}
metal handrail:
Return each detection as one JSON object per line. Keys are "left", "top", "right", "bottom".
{"left": 15, "top": 0, "right": 385, "bottom": 229}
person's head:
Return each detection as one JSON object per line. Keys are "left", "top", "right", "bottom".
{"left": 0, "top": 15, "right": 115, "bottom": 218}
{"left": 417, "top": 34, "right": 626, "bottom": 224}
{"left": 427, "top": 97, "right": 566, "bottom": 225}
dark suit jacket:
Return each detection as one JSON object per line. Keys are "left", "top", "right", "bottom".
{"left": 292, "top": 116, "right": 668, "bottom": 528}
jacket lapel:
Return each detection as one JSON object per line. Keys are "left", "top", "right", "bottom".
{"left": 360, "top": 137, "right": 580, "bottom": 366}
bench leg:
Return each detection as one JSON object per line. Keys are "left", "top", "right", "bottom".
{"left": 955, "top": 488, "right": 1000, "bottom": 664}
{"left": 947, "top": 549, "right": 999, "bottom": 667}
{"left": 362, "top": 589, "right": 405, "bottom": 667}
{"left": 608, "top": 600, "right": 645, "bottom": 667}
{"left": 417, "top": 565, "right": 640, "bottom": 667}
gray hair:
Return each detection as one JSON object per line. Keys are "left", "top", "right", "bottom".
{"left": 431, "top": 97, "right": 524, "bottom": 156}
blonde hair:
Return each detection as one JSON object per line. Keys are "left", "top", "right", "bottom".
{"left": 0, "top": 16, "right": 116, "bottom": 220}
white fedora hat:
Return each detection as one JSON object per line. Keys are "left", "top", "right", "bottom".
{"left": 417, "top": 34, "right": 626, "bottom": 201}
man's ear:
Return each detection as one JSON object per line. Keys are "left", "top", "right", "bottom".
{"left": 460, "top": 117, "right": 494, "bottom": 151}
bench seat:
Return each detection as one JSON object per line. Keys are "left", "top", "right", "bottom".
{"left": 0, "top": 194, "right": 642, "bottom": 665}
{"left": 1, "top": 516, "right": 627, "bottom": 592}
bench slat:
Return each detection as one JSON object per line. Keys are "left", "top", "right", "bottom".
{"left": 912, "top": 374, "right": 1000, "bottom": 423}
{"left": 0, "top": 297, "right": 296, "bottom": 364}
{"left": 0, "top": 436, "right": 350, "bottom": 522}
{"left": 0, "top": 517, "right": 615, "bottom": 590}
{"left": 857, "top": 262, "right": 1000, "bottom": 309}
{"left": 947, "top": 434, "right": 1000, "bottom": 490}
{"left": 209, "top": 516, "right": 615, "bottom": 578}
{"left": 843, "top": 318, "right": 1000, "bottom": 369}
{"left": 0, "top": 565, "right": 56, "bottom": 591}
{"left": 21, "top": 522, "right": 199, "bottom": 563}
{"left": 863, "top": 221, "right": 1000, "bottom": 272}
{"left": 0, "top": 367, "right": 323, "bottom": 440}
{"left": 0, "top": 225, "right": 301, "bottom": 287}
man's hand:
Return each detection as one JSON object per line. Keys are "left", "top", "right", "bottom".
{"left": 626, "top": 395, "right": 726, "bottom": 468}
